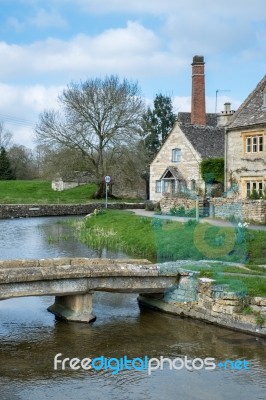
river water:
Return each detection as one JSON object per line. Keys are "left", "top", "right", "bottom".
{"left": 0, "top": 216, "right": 265, "bottom": 400}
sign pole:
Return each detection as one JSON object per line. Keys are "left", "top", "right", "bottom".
{"left": 105, "top": 182, "right": 108, "bottom": 208}
{"left": 104, "top": 176, "right": 111, "bottom": 209}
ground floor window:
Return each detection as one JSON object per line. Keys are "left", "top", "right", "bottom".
{"left": 244, "top": 179, "right": 265, "bottom": 198}
{"left": 155, "top": 180, "right": 161, "bottom": 193}
{"left": 155, "top": 179, "right": 187, "bottom": 195}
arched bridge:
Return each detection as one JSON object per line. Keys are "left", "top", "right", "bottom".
{"left": 0, "top": 258, "right": 184, "bottom": 322}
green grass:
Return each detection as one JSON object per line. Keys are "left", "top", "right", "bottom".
{"left": 0, "top": 180, "right": 97, "bottom": 204}
{"left": 72, "top": 210, "right": 156, "bottom": 258}
{"left": 0, "top": 180, "right": 144, "bottom": 204}
{"left": 71, "top": 209, "right": 266, "bottom": 264}
{"left": 70, "top": 209, "right": 266, "bottom": 296}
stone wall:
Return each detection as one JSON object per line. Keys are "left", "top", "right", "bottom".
{"left": 211, "top": 198, "right": 266, "bottom": 224}
{"left": 160, "top": 195, "right": 196, "bottom": 213}
{"left": 139, "top": 275, "right": 266, "bottom": 337}
{"left": 0, "top": 203, "right": 145, "bottom": 219}
{"left": 225, "top": 128, "right": 266, "bottom": 198}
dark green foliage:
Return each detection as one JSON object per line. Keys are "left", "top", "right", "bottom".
{"left": 169, "top": 206, "right": 196, "bottom": 218}
{"left": 200, "top": 158, "right": 224, "bottom": 184}
{"left": 249, "top": 189, "right": 260, "bottom": 199}
{"left": 142, "top": 93, "right": 176, "bottom": 159}
{"left": 142, "top": 107, "right": 161, "bottom": 158}
{"left": 154, "top": 94, "right": 176, "bottom": 144}
{"left": 0, "top": 147, "right": 15, "bottom": 180}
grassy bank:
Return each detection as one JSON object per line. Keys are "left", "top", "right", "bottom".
{"left": 72, "top": 209, "right": 266, "bottom": 264}
{"left": 0, "top": 180, "right": 143, "bottom": 204}
{"left": 71, "top": 209, "right": 266, "bottom": 296}
{"left": 0, "top": 180, "right": 97, "bottom": 204}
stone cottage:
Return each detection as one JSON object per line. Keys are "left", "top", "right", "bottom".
{"left": 225, "top": 75, "right": 266, "bottom": 198}
{"left": 150, "top": 56, "right": 230, "bottom": 202}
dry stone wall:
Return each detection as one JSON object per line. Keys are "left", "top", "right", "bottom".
{"left": 0, "top": 203, "right": 145, "bottom": 219}
{"left": 139, "top": 276, "right": 266, "bottom": 337}
{"left": 211, "top": 198, "right": 266, "bottom": 224}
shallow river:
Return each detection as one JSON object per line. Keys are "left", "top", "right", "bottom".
{"left": 0, "top": 216, "right": 265, "bottom": 400}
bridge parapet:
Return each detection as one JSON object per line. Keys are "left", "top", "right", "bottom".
{"left": 0, "top": 258, "right": 186, "bottom": 322}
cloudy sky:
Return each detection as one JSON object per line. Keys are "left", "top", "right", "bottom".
{"left": 0, "top": 0, "right": 265, "bottom": 148}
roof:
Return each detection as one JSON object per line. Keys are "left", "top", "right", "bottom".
{"left": 53, "top": 171, "right": 92, "bottom": 182}
{"left": 178, "top": 112, "right": 218, "bottom": 127}
{"left": 160, "top": 166, "right": 185, "bottom": 180}
{"left": 227, "top": 74, "right": 266, "bottom": 130}
{"left": 177, "top": 112, "right": 224, "bottom": 159}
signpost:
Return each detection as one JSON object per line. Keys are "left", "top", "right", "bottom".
{"left": 104, "top": 176, "right": 111, "bottom": 208}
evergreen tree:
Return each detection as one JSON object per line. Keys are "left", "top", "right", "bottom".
{"left": 0, "top": 147, "right": 16, "bottom": 180}
{"left": 141, "top": 93, "right": 176, "bottom": 160}
{"left": 140, "top": 94, "right": 176, "bottom": 199}
{"left": 141, "top": 106, "right": 161, "bottom": 158}
{"left": 153, "top": 94, "right": 176, "bottom": 144}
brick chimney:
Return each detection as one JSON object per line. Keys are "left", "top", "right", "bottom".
{"left": 191, "top": 55, "right": 206, "bottom": 125}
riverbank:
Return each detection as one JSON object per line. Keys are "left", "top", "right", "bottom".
{"left": 71, "top": 209, "right": 266, "bottom": 337}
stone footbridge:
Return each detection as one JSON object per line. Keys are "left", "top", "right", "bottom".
{"left": 0, "top": 258, "right": 184, "bottom": 322}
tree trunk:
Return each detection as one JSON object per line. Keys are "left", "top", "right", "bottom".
{"left": 93, "top": 181, "right": 105, "bottom": 198}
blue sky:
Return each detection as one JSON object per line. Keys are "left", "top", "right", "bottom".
{"left": 0, "top": 0, "right": 265, "bottom": 147}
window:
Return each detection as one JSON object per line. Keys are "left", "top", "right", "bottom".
{"left": 155, "top": 180, "right": 161, "bottom": 193}
{"left": 258, "top": 182, "right": 263, "bottom": 196}
{"left": 162, "top": 180, "right": 170, "bottom": 193}
{"left": 245, "top": 180, "right": 264, "bottom": 198}
{"left": 252, "top": 137, "right": 257, "bottom": 152}
{"left": 191, "top": 179, "right": 196, "bottom": 191}
{"left": 259, "top": 136, "right": 263, "bottom": 152}
{"left": 246, "top": 137, "right": 251, "bottom": 152}
{"left": 172, "top": 148, "right": 181, "bottom": 162}
{"left": 246, "top": 182, "right": 251, "bottom": 197}
{"left": 244, "top": 133, "right": 264, "bottom": 153}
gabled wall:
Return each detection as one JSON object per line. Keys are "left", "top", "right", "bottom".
{"left": 150, "top": 123, "right": 203, "bottom": 201}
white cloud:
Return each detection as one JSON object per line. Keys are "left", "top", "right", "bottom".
{"left": 74, "top": 0, "right": 266, "bottom": 62}
{"left": 0, "top": 21, "right": 185, "bottom": 81}
{"left": 0, "top": 84, "right": 62, "bottom": 147}
{"left": 172, "top": 95, "right": 241, "bottom": 114}
{"left": 29, "top": 8, "right": 67, "bottom": 28}
{"left": 75, "top": 0, "right": 266, "bottom": 19}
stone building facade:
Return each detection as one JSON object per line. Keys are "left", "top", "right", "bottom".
{"left": 225, "top": 75, "right": 266, "bottom": 198}
{"left": 150, "top": 56, "right": 226, "bottom": 201}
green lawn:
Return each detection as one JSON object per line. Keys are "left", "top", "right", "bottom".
{"left": 0, "top": 180, "right": 143, "bottom": 204}
{"left": 71, "top": 209, "right": 266, "bottom": 296}
{"left": 73, "top": 209, "right": 266, "bottom": 264}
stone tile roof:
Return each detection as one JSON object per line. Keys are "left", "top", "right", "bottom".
{"left": 176, "top": 112, "right": 224, "bottom": 158}
{"left": 227, "top": 74, "right": 266, "bottom": 130}
{"left": 180, "top": 123, "right": 225, "bottom": 158}
{"left": 178, "top": 112, "right": 218, "bottom": 127}
{"left": 160, "top": 166, "right": 185, "bottom": 180}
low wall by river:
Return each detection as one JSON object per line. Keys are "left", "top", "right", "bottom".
{"left": 139, "top": 270, "right": 266, "bottom": 337}
{"left": 0, "top": 203, "right": 145, "bottom": 219}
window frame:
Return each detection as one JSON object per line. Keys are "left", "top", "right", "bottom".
{"left": 172, "top": 148, "right": 181, "bottom": 163}
{"left": 242, "top": 131, "right": 265, "bottom": 154}
{"left": 243, "top": 178, "right": 265, "bottom": 198}
{"left": 155, "top": 180, "right": 161, "bottom": 193}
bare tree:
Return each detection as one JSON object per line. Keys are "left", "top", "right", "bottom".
{"left": 0, "top": 121, "right": 13, "bottom": 149}
{"left": 35, "top": 75, "right": 145, "bottom": 197}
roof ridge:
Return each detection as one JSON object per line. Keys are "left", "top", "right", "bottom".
{"left": 227, "top": 74, "right": 266, "bottom": 129}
